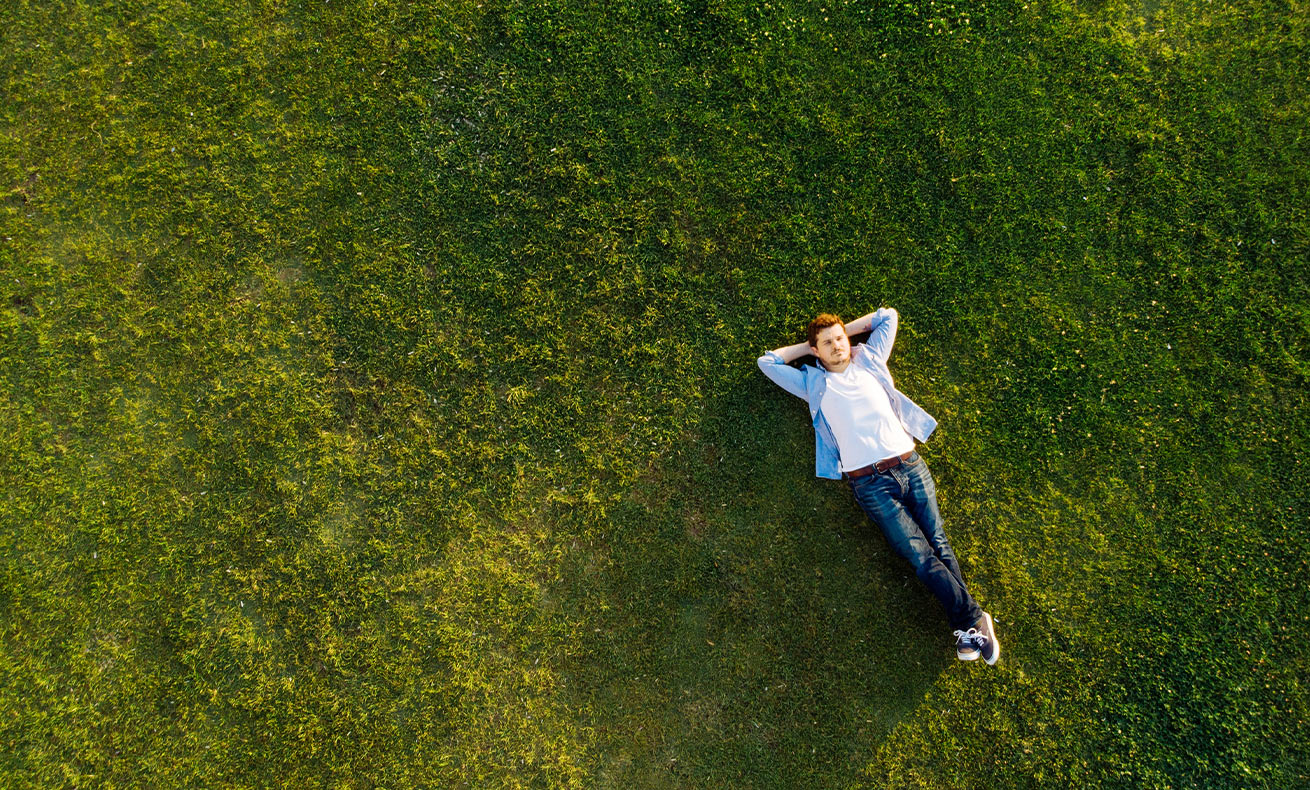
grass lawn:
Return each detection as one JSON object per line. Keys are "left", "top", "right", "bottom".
{"left": 2, "top": 0, "right": 1307, "bottom": 786}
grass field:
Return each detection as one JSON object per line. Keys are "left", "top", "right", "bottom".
{"left": 2, "top": 0, "right": 1307, "bottom": 786}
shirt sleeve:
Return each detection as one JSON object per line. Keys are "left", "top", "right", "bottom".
{"left": 757, "top": 350, "right": 808, "bottom": 400}
{"left": 864, "top": 307, "right": 899, "bottom": 366}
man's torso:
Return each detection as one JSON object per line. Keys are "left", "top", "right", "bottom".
{"left": 820, "top": 362, "right": 915, "bottom": 471}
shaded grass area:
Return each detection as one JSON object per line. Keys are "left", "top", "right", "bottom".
{"left": 1, "top": 0, "right": 1307, "bottom": 786}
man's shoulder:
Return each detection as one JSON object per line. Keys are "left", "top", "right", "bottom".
{"left": 798, "top": 362, "right": 831, "bottom": 394}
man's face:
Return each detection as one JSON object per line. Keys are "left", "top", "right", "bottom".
{"left": 810, "top": 323, "right": 851, "bottom": 371}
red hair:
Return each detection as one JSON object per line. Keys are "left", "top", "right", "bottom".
{"left": 806, "top": 313, "right": 845, "bottom": 347}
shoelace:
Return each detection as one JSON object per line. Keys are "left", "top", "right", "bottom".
{"left": 965, "top": 627, "right": 989, "bottom": 647}
{"left": 953, "top": 629, "right": 976, "bottom": 647}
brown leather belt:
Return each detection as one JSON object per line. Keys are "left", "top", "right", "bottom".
{"left": 843, "top": 451, "right": 913, "bottom": 479}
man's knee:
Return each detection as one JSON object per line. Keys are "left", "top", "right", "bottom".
{"left": 890, "top": 536, "right": 934, "bottom": 571}
{"left": 912, "top": 557, "right": 942, "bottom": 580}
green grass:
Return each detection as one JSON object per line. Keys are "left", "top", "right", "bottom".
{"left": 2, "top": 0, "right": 1307, "bottom": 786}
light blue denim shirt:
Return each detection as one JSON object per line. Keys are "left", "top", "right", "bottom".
{"left": 756, "top": 308, "right": 938, "bottom": 480}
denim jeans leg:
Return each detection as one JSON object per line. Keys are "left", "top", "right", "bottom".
{"left": 900, "top": 457, "right": 965, "bottom": 583}
{"left": 900, "top": 454, "right": 982, "bottom": 628}
{"left": 849, "top": 456, "right": 982, "bottom": 631}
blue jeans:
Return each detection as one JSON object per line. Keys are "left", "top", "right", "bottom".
{"left": 847, "top": 451, "right": 982, "bottom": 631}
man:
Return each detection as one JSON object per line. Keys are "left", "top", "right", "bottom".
{"left": 757, "top": 308, "right": 1000, "bottom": 664}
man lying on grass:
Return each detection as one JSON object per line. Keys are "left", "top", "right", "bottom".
{"left": 757, "top": 308, "right": 1000, "bottom": 664}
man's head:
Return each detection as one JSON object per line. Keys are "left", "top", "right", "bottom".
{"left": 807, "top": 313, "right": 851, "bottom": 371}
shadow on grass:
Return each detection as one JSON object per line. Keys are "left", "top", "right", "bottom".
{"left": 556, "top": 331, "right": 961, "bottom": 786}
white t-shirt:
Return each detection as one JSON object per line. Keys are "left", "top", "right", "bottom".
{"left": 821, "top": 363, "right": 916, "bottom": 472}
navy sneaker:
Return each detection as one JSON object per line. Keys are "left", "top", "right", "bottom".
{"left": 954, "top": 629, "right": 981, "bottom": 661}
{"left": 971, "top": 612, "right": 1001, "bottom": 665}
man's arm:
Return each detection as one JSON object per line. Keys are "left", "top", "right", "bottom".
{"left": 844, "top": 311, "right": 877, "bottom": 336}
{"left": 854, "top": 307, "right": 898, "bottom": 365}
{"left": 767, "top": 339, "right": 812, "bottom": 364}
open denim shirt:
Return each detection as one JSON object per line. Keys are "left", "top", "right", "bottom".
{"left": 756, "top": 308, "right": 938, "bottom": 480}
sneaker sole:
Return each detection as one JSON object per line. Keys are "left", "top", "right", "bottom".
{"left": 957, "top": 651, "right": 980, "bottom": 661}
{"left": 982, "top": 611, "right": 1001, "bottom": 665}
